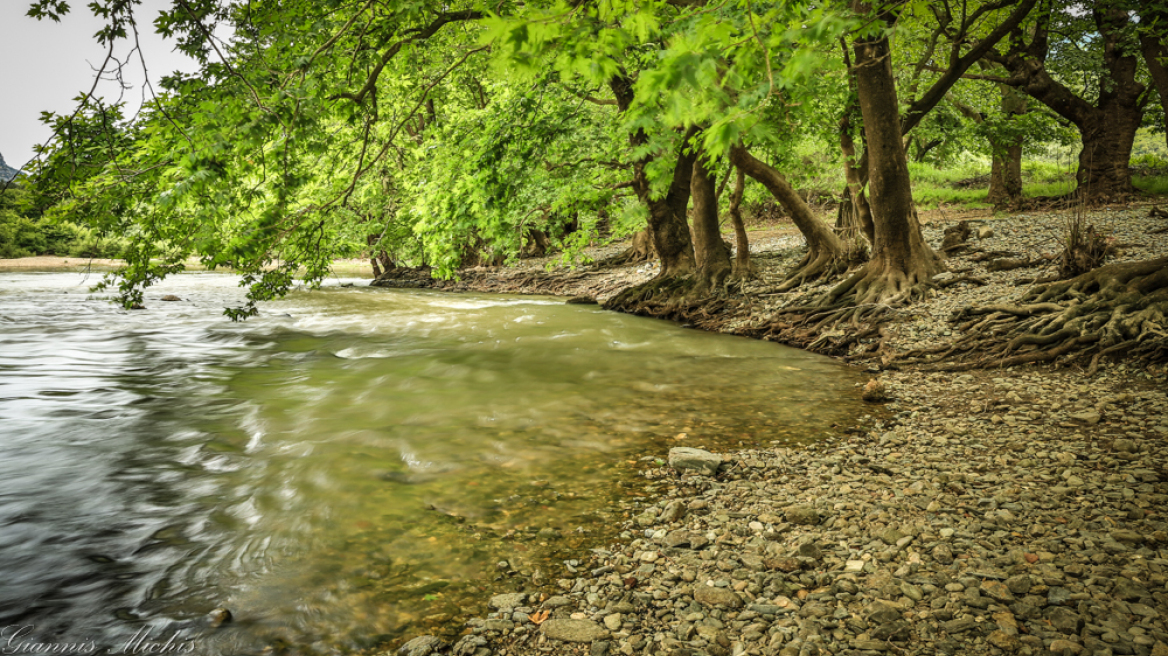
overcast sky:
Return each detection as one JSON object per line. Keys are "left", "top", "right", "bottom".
{"left": 0, "top": 0, "right": 198, "bottom": 170}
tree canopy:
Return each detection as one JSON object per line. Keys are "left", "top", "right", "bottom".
{"left": 14, "top": 0, "right": 1168, "bottom": 316}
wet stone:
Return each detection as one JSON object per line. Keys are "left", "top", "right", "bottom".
{"left": 694, "top": 586, "right": 743, "bottom": 609}
{"left": 668, "top": 448, "right": 722, "bottom": 475}
{"left": 489, "top": 593, "right": 527, "bottom": 610}
{"left": 1045, "top": 607, "right": 1084, "bottom": 634}
{"left": 540, "top": 619, "right": 609, "bottom": 643}
{"left": 399, "top": 636, "right": 444, "bottom": 656}
{"left": 1005, "top": 575, "right": 1031, "bottom": 595}
{"left": 933, "top": 544, "right": 954, "bottom": 565}
{"left": 785, "top": 505, "right": 820, "bottom": 526}
{"left": 942, "top": 617, "right": 980, "bottom": 634}
{"left": 866, "top": 601, "right": 902, "bottom": 625}
{"left": 980, "top": 580, "right": 1015, "bottom": 603}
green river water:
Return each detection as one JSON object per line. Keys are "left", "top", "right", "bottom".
{"left": 0, "top": 271, "right": 867, "bottom": 655}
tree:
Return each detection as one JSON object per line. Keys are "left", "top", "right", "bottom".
{"left": 815, "top": 0, "right": 1036, "bottom": 304}
{"left": 988, "top": 0, "right": 1147, "bottom": 202}
{"left": 825, "top": 0, "right": 943, "bottom": 306}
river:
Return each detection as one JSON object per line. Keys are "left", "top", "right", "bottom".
{"left": 0, "top": 271, "right": 867, "bottom": 655}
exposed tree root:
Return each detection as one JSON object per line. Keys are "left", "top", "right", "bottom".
{"left": 602, "top": 275, "right": 741, "bottom": 326}
{"left": 896, "top": 257, "right": 1168, "bottom": 371}
{"left": 746, "top": 302, "right": 893, "bottom": 357}
{"left": 598, "top": 229, "right": 654, "bottom": 267}
{"left": 774, "top": 248, "right": 851, "bottom": 292}
{"left": 823, "top": 256, "right": 941, "bottom": 308}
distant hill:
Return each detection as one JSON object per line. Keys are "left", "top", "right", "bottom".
{"left": 0, "top": 152, "right": 20, "bottom": 182}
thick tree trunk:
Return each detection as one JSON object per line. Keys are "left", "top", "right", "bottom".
{"left": 988, "top": 144, "right": 1023, "bottom": 207}
{"left": 643, "top": 140, "right": 699, "bottom": 277}
{"left": 831, "top": 9, "right": 942, "bottom": 305}
{"left": 727, "top": 167, "right": 754, "bottom": 279}
{"left": 691, "top": 152, "right": 732, "bottom": 292}
{"left": 839, "top": 120, "right": 875, "bottom": 246}
{"left": 730, "top": 145, "right": 848, "bottom": 290}
{"left": 1076, "top": 108, "right": 1141, "bottom": 200}
{"left": 609, "top": 75, "right": 697, "bottom": 278}
{"left": 838, "top": 44, "right": 875, "bottom": 247}
{"left": 987, "top": 85, "right": 1026, "bottom": 207}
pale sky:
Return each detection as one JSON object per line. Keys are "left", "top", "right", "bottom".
{"left": 0, "top": 0, "right": 199, "bottom": 171}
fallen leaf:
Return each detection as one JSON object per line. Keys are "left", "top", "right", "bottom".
{"left": 529, "top": 610, "right": 550, "bottom": 625}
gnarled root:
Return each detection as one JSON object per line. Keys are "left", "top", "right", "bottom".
{"left": 603, "top": 276, "right": 701, "bottom": 319}
{"left": 747, "top": 302, "right": 893, "bottom": 357}
{"left": 897, "top": 257, "right": 1168, "bottom": 371}
{"left": 775, "top": 248, "right": 851, "bottom": 293}
{"left": 823, "top": 255, "right": 942, "bottom": 308}
{"left": 603, "top": 275, "right": 742, "bottom": 327}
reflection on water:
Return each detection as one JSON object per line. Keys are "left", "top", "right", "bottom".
{"left": 0, "top": 272, "right": 866, "bottom": 654}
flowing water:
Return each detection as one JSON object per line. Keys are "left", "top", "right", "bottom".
{"left": 0, "top": 271, "right": 868, "bottom": 655}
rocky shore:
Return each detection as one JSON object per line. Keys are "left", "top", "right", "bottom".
{"left": 384, "top": 206, "right": 1168, "bottom": 656}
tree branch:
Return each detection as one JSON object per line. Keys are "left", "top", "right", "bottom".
{"left": 900, "top": 0, "right": 1037, "bottom": 135}
{"left": 330, "top": 10, "right": 484, "bottom": 104}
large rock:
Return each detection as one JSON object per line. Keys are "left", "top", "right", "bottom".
{"left": 540, "top": 619, "right": 610, "bottom": 643}
{"left": 1045, "top": 607, "right": 1083, "bottom": 634}
{"left": 668, "top": 447, "right": 722, "bottom": 475}
{"left": 694, "top": 585, "right": 743, "bottom": 608}
{"left": 489, "top": 592, "right": 527, "bottom": 609}
{"left": 785, "top": 505, "right": 821, "bottom": 525}
{"left": 659, "top": 500, "right": 687, "bottom": 523}
{"left": 398, "top": 636, "right": 444, "bottom": 656}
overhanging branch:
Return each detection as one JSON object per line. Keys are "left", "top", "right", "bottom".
{"left": 330, "top": 10, "right": 484, "bottom": 104}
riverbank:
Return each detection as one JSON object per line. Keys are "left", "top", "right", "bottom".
{"left": 382, "top": 206, "right": 1168, "bottom": 656}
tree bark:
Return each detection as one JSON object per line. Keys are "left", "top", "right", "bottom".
{"left": 609, "top": 74, "right": 697, "bottom": 277}
{"left": 727, "top": 167, "right": 753, "bottom": 279}
{"left": 838, "top": 41, "right": 875, "bottom": 246}
{"left": 832, "top": 2, "right": 943, "bottom": 305}
{"left": 988, "top": 143, "right": 1023, "bottom": 206}
{"left": 987, "top": 85, "right": 1026, "bottom": 207}
{"left": 691, "top": 150, "right": 732, "bottom": 292}
{"left": 731, "top": 144, "right": 848, "bottom": 289}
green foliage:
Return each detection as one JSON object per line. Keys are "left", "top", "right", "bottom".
{"left": 17, "top": 0, "right": 1166, "bottom": 315}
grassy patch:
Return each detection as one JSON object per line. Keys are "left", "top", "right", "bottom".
{"left": 1134, "top": 175, "right": 1168, "bottom": 196}
{"left": 1024, "top": 180, "right": 1076, "bottom": 198}
{"left": 908, "top": 159, "right": 990, "bottom": 187}
{"left": 913, "top": 185, "right": 991, "bottom": 210}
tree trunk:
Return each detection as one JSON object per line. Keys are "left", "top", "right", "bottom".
{"left": 832, "top": 3, "right": 943, "bottom": 305}
{"left": 727, "top": 167, "right": 754, "bottom": 279}
{"left": 730, "top": 144, "right": 847, "bottom": 290}
{"left": 609, "top": 75, "right": 696, "bottom": 277}
{"left": 838, "top": 43, "right": 875, "bottom": 246}
{"left": 987, "top": 85, "right": 1026, "bottom": 207}
{"left": 988, "top": 143, "right": 1023, "bottom": 207}
{"left": 643, "top": 138, "right": 699, "bottom": 277}
{"left": 1076, "top": 108, "right": 1141, "bottom": 200}
{"left": 691, "top": 151, "right": 732, "bottom": 292}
